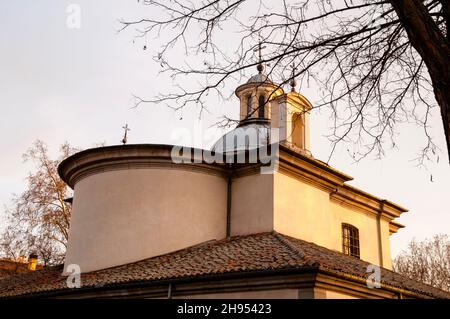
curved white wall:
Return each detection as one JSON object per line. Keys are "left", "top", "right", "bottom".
{"left": 64, "top": 168, "right": 227, "bottom": 273}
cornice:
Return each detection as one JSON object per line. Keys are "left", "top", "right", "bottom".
{"left": 389, "top": 220, "right": 405, "bottom": 235}
{"left": 58, "top": 144, "right": 229, "bottom": 188}
{"left": 274, "top": 92, "right": 313, "bottom": 111}
{"left": 316, "top": 269, "right": 430, "bottom": 299}
{"left": 278, "top": 144, "right": 353, "bottom": 186}
{"left": 234, "top": 82, "right": 284, "bottom": 98}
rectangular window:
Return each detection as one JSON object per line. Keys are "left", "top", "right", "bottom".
{"left": 342, "top": 223, "right": 360, "bottom": 258}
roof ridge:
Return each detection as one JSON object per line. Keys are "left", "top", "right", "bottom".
{"left": 271, "top": 231, "right": 307, "bottom": 262}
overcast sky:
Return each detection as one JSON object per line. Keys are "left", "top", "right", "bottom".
{"left": 0, "top": 0, "right": 448, "bottom": 258}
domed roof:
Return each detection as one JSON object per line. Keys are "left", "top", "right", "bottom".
{"left": 246, "top": 73, "right": 272, "bottom": 84}
{"left": 211, "top": 120, "right": 271, "bottom": 153}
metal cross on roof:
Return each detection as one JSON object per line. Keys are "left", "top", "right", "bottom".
{"left": 253, "top": 40, "right": 267, "bottom": 73}
{"left": 121, "top": 124, "right": 130, "bottom": 145}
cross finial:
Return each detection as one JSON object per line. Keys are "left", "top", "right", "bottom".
{"left": 121, "top": 124, "right": 130, "bottom": 145}
{"left": 253, "top": 39, "right": 266, "bottom": 73}
{"left": 290, "top": 62, "right": 298, "bottom": 92}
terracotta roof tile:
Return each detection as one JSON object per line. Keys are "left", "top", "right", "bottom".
{"left": 0, "top": 232, "right": 448, "bottom": 298}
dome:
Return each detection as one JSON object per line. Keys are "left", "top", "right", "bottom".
{"left": 246, "top": 73, "right": 272, "bottom": 84}
{"left": 211, "top": 120, "right": 271, "bottom": 153}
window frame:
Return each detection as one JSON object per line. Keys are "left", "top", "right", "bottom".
{"left": 258, "top": 95, "right": 266, "bottom": 118}
{"left": 342, "top": 223, "right": 360, "bottom": 259}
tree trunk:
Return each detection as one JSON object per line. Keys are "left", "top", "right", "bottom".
{"left": 390, "top": 0, "right": 450, "bottom": 162}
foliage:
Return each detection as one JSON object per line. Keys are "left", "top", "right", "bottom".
{"left": 394, "top": 234, "right": 450, "bottom": 291}
{"left": 0, "top": 140, "right": 77, "bottom": 266}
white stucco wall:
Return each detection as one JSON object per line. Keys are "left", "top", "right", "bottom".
{"left": 230, "top": 173, "right": 274, "bottom": 236}
{"left": 64, "top": 168, "right": 227, "bottom": 273}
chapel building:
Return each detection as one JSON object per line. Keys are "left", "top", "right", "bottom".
{"left": 0, "top": 64, "right": 448, "bottom": 299}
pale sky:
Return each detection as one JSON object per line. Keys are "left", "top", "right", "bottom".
{"left": 0, "top": 0, "right": 448, "bottom": 258}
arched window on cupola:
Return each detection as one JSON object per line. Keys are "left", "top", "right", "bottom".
{"left": 246, "top": 95, "right": 252, "bottom": 116}
{"left": 291, "top": 113, "right": 305, "bottom": 148}
{"left": 258, "top": 95, "right": 266, "bottom": 118}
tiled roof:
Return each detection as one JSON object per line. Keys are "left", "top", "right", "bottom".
{"left": 0, "top": 232, "right": 448, "bottom": 298}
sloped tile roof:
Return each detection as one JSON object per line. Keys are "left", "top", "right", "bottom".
{"left": 0, "top": 232, "right": 448, "bottom": 298}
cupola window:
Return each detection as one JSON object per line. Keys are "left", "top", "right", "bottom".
{"left": 258, "top": 95, "right": 266, "bottom": 118}
{"left": 291, "top": 113, "right": 305, "bottom": 148}
{"left": 247, "top": 95, "right": 252, "bottom": 116}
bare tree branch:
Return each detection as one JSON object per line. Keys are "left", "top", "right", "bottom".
{"left": 120, "top": 0, "right": 450, "bottom": 164}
